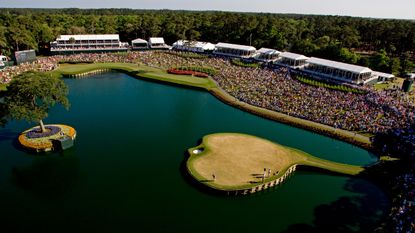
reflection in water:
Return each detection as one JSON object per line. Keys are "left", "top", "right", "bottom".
{"left": 12, "top": 152, "right": 80, "bottom": 198}
{"left": 282, "top": 178, "right": 389, "bottom": 233}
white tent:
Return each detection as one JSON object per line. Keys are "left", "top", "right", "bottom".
{"left": 173, "top": 40, "right": 215, "bottom": 52}
{"left": 149, "top": 37, "right": 168, "bottom": 49}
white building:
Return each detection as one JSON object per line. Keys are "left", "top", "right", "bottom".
{"left": 254, "top": 48, "right": 281, "bottom": 62}
{"left": 0, "top": 55, "right": 7, "bottom": 69}
{"left": 131, "top": 38, "right": 148, "bottom": 50}
{"left": 172, "top": 40, "right": 215, "bottom": 53}
{"left": 213, "top": 42, "right": 257, "bottom": 58}
{"left": 148, "top": 37, "right": 169, "bottom": 49}
{"left": 50, "top": 34, "right": 128, "bottom": 54}
{"left": 275, "top": 52, "right": 309, "bottom": 68}
{"left": 373, "top": 71, "right": 395, "bottom": 83}
{"left": 304, "top": 57, "right": 373, "bottom": 85}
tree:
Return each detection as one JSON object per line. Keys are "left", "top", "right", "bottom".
{"left": 370, "top": 49, "right": 391, "bottom": 73}
{"left": 4, "top": 72, "right": 69, "bottom": 132}
{"left": 0, "top": 101, "right": 8, "bottom": 127}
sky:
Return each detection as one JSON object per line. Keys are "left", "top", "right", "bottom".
{"left": 0, "top": 0, "right": 414, "bottom": 20}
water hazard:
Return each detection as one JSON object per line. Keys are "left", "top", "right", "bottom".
{"left": 0, "top": 72, "right": 389, "bottom": 232}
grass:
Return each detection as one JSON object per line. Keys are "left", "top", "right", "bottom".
{"left": 173, "top": 66, "right": 218, "bottom": 76}
{"left": 231, "top": 59, "right": 260, "bottom": 68}
{"left": 160, "top": 51, "right": 208, "bottom": 59}
{"left": 57, "top": 62, "right": 139, "bottom": 74}
{"left": 373, "top": 82, "right": 391, "bottom": 91}
{"left": 55, "top": 62, "right": 216, "bottom": 90}
{"left": 295, "top": 76, "right": 367, "bottom": 94}
{"left": 187, "top": 133, "right": 365, "bottom": 191}
{"left": 0, "top": 83, "right": 7, "bottom": 91}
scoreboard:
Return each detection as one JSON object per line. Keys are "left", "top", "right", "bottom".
{"left": 14, "top": 50, "right": 36, "bottom": 65}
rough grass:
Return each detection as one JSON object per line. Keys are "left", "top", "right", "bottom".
{"left": 0, "top": 83, "right": 7, "bottom": 91}
{"left": 187, "top": 133, "right": 365, "bottom": 191}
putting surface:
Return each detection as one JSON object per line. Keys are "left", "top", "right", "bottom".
{"left": 187, "top": 133, "right": 365, "bottom": 191}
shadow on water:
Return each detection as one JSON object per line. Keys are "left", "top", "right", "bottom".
{"left": 0, "top": 128, "right": 18, "bottom": 142}
{"left": 281, "top": 177, "right": 389, "bottom": 233}
{"left": 11, "top": 151, "right": 80, "bottom": 199}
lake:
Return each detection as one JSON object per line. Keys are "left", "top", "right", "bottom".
{"left": 0, "top": 72, "right": 389, "bottom": 233}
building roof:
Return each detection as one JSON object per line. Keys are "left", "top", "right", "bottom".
{"left": 215, "top": 42, "right": 256, "bottom": 52}
{"left": 307, "top": 57, "right": 372, "bottom": 74}
{"left": 149, "top": 37, "right": 165, "bottom": 44}
{"left": 280, "top": 52, "right": 308, "bottom": 60}
{"left": 57, "top": 34, "right": 120, "bottom": 41}
{"left": 373, "top": 71, "right": 395, "bottom": 78}
{"left": 131, "top": 38, "right": 148, "bottom": 44}
{"left": 173, "top": 40, "right": 215, "bottom": 50}
{"left": 258, "top": 48, "right": 281, "bottom": 55}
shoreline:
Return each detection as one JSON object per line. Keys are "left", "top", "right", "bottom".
{"left": 186, "top": 133, "right": 364, "bottom": 194}
{"left": 55, "top": 62, "right": 373, "bottom": 151}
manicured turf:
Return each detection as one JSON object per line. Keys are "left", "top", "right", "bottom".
{"left": 187, "top": 133, "right": 365, "bottom": 191}
{"left": 56, "top": 62, "right": 216, "bottom": 89}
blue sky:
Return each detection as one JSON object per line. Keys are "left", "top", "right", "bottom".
{"left": 0, "top": 0, "right": 414, "bottom": 20}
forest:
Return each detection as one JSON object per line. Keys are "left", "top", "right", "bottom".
{"left": 0, "top": 8, "right": 414, "bottom": 75}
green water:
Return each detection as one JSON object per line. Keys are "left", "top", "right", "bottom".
{"left": 0, "top": 72, "right": 388, "bottom": 233}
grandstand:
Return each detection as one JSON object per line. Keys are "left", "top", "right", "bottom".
{"left": 373, "top": 71, "right": 395, "bottom": 83}
{"left": 0, "top": 55, "right": 7, "bottom": 69}
{"left": 131, "top": 38, "right": 148, "bottom": 50}
{"left": 254, "top": 48, "right": 281, "bottom": 62}
{"left": 149, "top": 37, "right": 170, "bottom": 49}
{"left": 213, "top": 42, "right": 256, "bottom": 58}
{"left": 275, "top": 52, "right": 309, "bottom": 68}
{"left": 172, "top": 40, "right": 215, "bottom": 53}
{"left": 50, "top": 34, "right": 128, "bottom": 54}
{"left": 304, "top": 57, "right": 374, "bottom": 85}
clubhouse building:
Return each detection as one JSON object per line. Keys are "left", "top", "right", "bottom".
{"left": 50, "top": 34, "right": 129, "bottom": 54}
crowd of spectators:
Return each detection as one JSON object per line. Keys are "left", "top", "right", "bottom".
{"left": 138, "top": 51, "right": 415, "bottom": 135}
{"left": 2, "top": 51, "right": 414, "bottom": 136}
{"left": 0, "top": 57, "right": 58, "bottom": 83}
{"left": 388, "top": 173, "right": 415, "bottom": 233}
{"left": 1, "top": 50, "right": 415, "bottom": 232}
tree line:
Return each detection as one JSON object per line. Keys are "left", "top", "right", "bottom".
{"left": 0, "top": 8, "right": 414, "bottom": 75}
